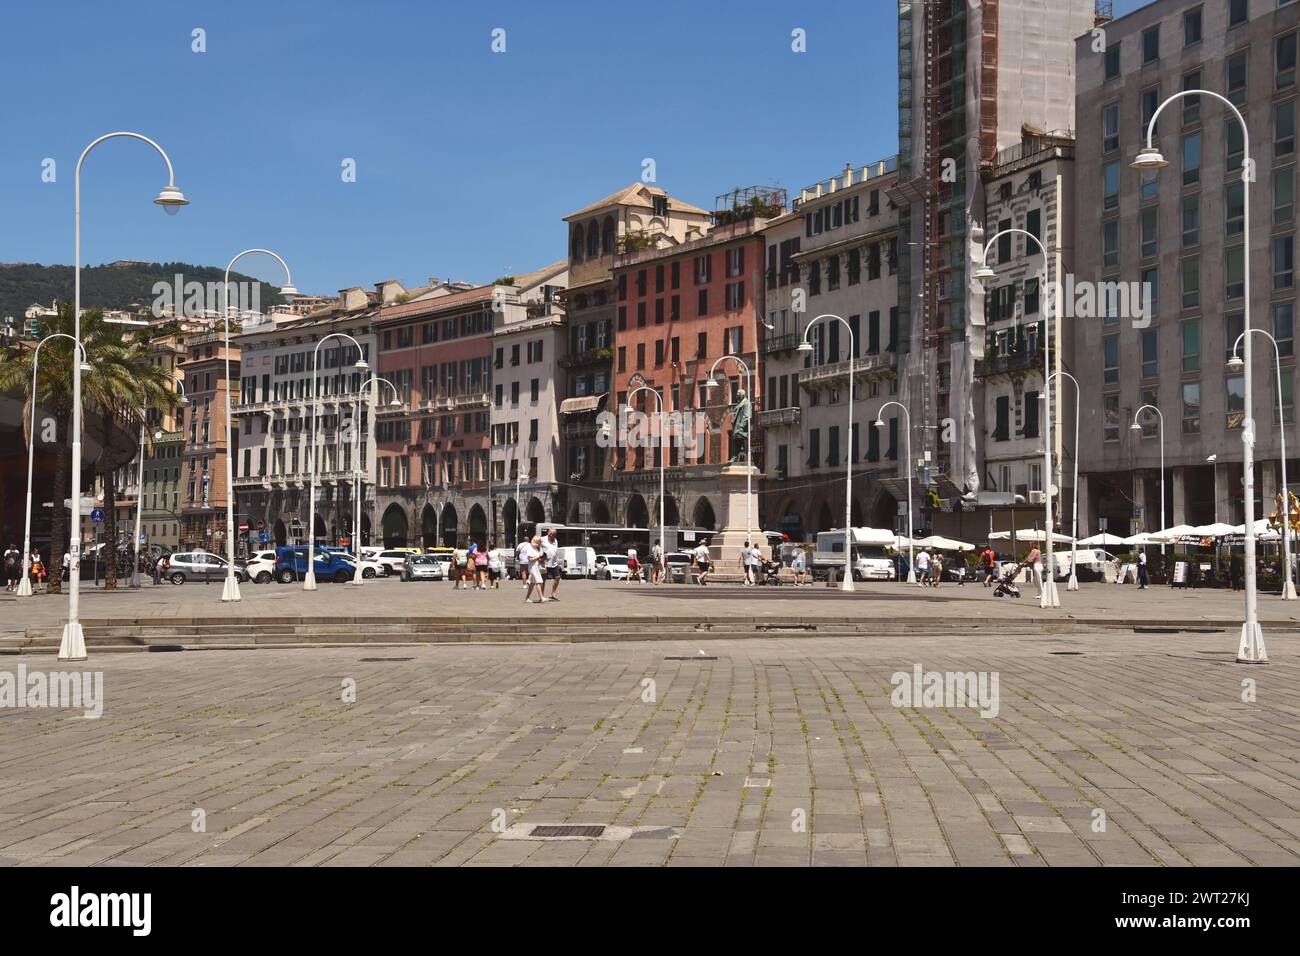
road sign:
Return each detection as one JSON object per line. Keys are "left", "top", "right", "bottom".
{"left": 260, "top": 532, "right": 270, "bottom": 544}
{"left": 90, "top": 508, "right": 105, "bottom": 525}
{"left": 139, "top": 532, "right": 147, "bottom": 543}
{"left": 239, "top": 521, "right": 250, "bottom": 533}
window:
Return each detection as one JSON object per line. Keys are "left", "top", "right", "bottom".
{"left": 1102, "top": 220, "right": 1119, "bottom": 268}
{"left": 1140, "top": 86, "right": 1160, "bottom": 134}
{"left": 1103, "top": 334, "right": 1120, "bottom": 384}
{"left": 1229, "top": 0, "right": 1248, "bottom": 27}
{"left": 1026, "top": 208, "right": 1041, "bottom": 244}
{"left": 1182, "top": 382, "right": 1201, "bottom": 434}
{"left": 1227, "top": 246, "right": 1246, "bottom": 299}
{"left": 1140, "top": 169, "right": 1158, "bottom": 202}
{"left": 1226, "top": 119, "right": 1245, "bottom": 169}
{"left": 1139, "top": 388, "right": 1160, "bottom": 437}
{"left": 1227, "top": 51, "right": 1248, "bottom": 106}
{"left": 1182, "top": 132, "right": 1200, "bottom": 184}
{"left": 998, "top": 220, "right": 1012, "bottom": 263}
{"left": 1141, "top": 329, "right": 1158, "bottom": 378}
{"left": 1226, "top": 311, "right": 1245, "bottom": 361}
{"left": 1103, "top": 161, "right": 1120, "bottom": 210}
{"left": 1226, "top": 375, "right": 1246, "bottom": 429}
{"left": 1105, "top": 44, "right": 1120, "bottom": 80}
{"left": 994, "top": 395, "right": 1010, "bottom": 442}
{"left": 1276, "top": 368, "right": 1296, "bottom": 424}
{"left": 1103, "top": 103, "right": 1120, "bottom": 153}
{"left": 1104, "top": 393, "right": 1120, "bottom": 443}
{"left": 1182, "top": 196, "right": 1200, "bottom": 247}
{"left": 1184, "top": 7, "right": 1202, "bottom": 47}
{"left": 1142, "top": 25, "right": 1159, "bottom": 64}
{"left": 1279, "top": 32, "right": 1297, "bottom": 90}
{"left": 1277, "top": 167, "right": 1297, "bottom": 223}
{"left": 1275, "top": 302, "right": 1295, "bottom": 357}
{"left": 1141, "top": 207, "right": 1158, "bottom": 259}
{"left": 694, "top": 254, "right": 711, "bottom": 284}
{"left": 1226, "top": 182, "right": 1245, "bottom": 235}
{"left": 1182, "top": 71, "right": 1201, "bottom": 124}
{"left": 1182, "top": 256, "right": 1200, "bottom": 309}
{"left": 697, "top": 289, "right": 708, "bottom": 316}
{"left": 1274, "top": 235, "right": 1295, "bottom": 289}
{"left": 1023, "top": 390, "right": 1040, "bottom": 439}
{"left": 1182, "top": 319, "right": 1200, "bottom": 371}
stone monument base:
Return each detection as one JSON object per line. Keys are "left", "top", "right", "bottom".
{"left": 707, "top": 464, "right": 766, "bottom": 567}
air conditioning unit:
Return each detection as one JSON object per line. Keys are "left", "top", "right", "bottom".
{"left": 1028, "top": 490, "right": 1046, "bottom": 504}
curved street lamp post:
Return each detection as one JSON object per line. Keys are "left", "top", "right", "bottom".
{"left": 351, "top": 375, "right": 402, "bottom": 584}
{"left": 1046, "top": 371, "right": 1081, "bottom": 590}
{"left": 626, "top": 375, "right": 666, "bottom": 564}
{"left": 875, "top": 401, "right": 916, "bottom": 584}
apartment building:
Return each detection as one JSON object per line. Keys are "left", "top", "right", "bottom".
{"left": 607, "top": 191, "right": 774, "bottom": 539}
{"left": 557, "top": 183, "right": 713, "bottom": 529}
{"left": 760, "top": 159, "right": 904, "bottom": 541}
{"left": 1073, "top": 0, "right": 1300, "bottom": 533}
{"left": 232, "top": 295, "right": 378, "bottom": 551}
{"left": 977, "top": 133, "right": 1076, "bottom": 517}
{"left": 489, "top": 263, "right": 568, "bottom": 541}
{"left": 177, "top": 332, "right": 239, "bottom": 551}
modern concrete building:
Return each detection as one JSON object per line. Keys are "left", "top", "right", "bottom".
{"left": 760, "top": 159, "right": 905, "bottom": 541}
{"left": 1073, "top": 0, "right": 1300, "bottom": 533}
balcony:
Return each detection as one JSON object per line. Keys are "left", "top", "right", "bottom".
{"left": 453, "top": 392, "right": 490, "bottom": 410}
{"left": 559, "top": 347, "right": 613, "bottom": 369}
{"left": 975, "top": 343, "right": 1044, "bottom": 378}
{"left": 562, "top": 420, "right": 598, "bottom": 441}
{"left": 757, "top": 406, "right": 801, "bottom": 428}
{"left": 798, "top": 350, "right": 898, "bottom": 388}
{"left": 761, "top": 332, "right": 800, "bottom": 356}
{"left": 233, "top": 474, "right": 271, "bottom": 490}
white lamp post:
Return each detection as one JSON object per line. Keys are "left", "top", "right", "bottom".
{"left": 626, "top": 375, "right": 666, "bottom": 564}
{"left": 17, "top": 334, "right": 92, "bottom": 598}
{"left": 63, "top": 132, "right": 188, "bottom": 660}
{"left": 975, "top": 228, "right": 1059, "bottom": 608}
{"left": 305, "top": 333, "right": 369, "bottom": 590}
{"left": 1134, "top": 89, "right": 1265, "bottom": 662}
{"left": 875, "top": 400, "right": 915, "bottom": 584}
{"left": 702, "top": 354, "right": 754, "bottom": 550}
{"left": 351, "top": 375, "right": 402, "bottom": 584}
{"left": 797, "top": 314, "right": 857, "bottom": 591}
{"left": 1046, "top": 371, "right": 1081, "bottom": 590}
{"left": 1229, "top": 330, "right": 1295, "bottom": 600}
{"left": 1130, "top": 405, "right": 1166, "bottom": 582}
{"left": 1208, "top": 454, "right": 1219, "bottom": 524}
{"left": 218, "top": 249, "right": 296, "bottom": 601}
{"left": 131, "top": 377, "right": 184, "bottom": 588}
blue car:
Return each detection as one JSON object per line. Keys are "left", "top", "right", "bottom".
{"left": 274, "top": 546, "right": 356, "bottom": 584}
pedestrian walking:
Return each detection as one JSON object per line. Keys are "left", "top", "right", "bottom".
{"left": 472, "top": 543, "right": 489, "bottom": 589}
{"left": 541, "top": 526, "right": 562, "bottom": 600}
{"left": 650, "top": 539, "right": 663, "bottom": 585}
{"left": 523, "top": 536, "right": 544, "bottom": 603}
{"left": 791, "top": 546, "right": 807, "bottom": 586}
{"left": 1137, "top": 549, "right": 1149, "bottom": 589}
{"left": 515, "top": 533, "right": 530, "bottom": 586}
{"left": 626, "top": 546, "right": 640, "bottom": 584}
{"left": 932, "top": 553, "right": 944, "bottom": 588}
{"left": 487, "top": 542, "right": 503, "bottom": 588}
{"left": 980, "top": 545, "right": 997, "bottom": 586}
{"left": 914, "top": 549, "right": 931, "bottom": 586}
{"left": 748, "top": 541, "right": 763, "bottom": 585}
{"left": 692, "top": 538, "right": 712, "bottom": 585}
{"left": 62, "top": 550, "right": 71, "bottom": 582}
{"left": 1025, "top": 546, "right": 1042, "bottom": 589}
{"left": 4, "top": 544, "right": 20, "bottom": 591}
{"left": 30, "top": 556, "right": 47, "bottom": 593}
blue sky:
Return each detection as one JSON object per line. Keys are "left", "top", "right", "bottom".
{"left": 0, "top": 0, "right": 1151, "bottom": 297}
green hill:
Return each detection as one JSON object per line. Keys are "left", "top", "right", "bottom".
{"left": 0, "top": 260, "right": 288, "bottom": 321}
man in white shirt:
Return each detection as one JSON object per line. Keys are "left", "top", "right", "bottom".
{"left": 750, "top": 543, "right": 763, "bottom": 584}
{"left": 650, "top": 539, "right": 664, "bottom": 585}
{"left": 540, "top": 527, "right": 562, "bottom": 600}
{"left": 915, "top": 549, "right": 931, "bottom": 586}
{"left": 515, "top": 533, "right": 531, "bottom": 587}
{"left": 692, "top": 539, "right": 712, "bottom": 586}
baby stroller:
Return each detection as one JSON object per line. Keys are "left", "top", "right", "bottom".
{"left": 992, "top": 561, "right": 1025, "bottom": 598}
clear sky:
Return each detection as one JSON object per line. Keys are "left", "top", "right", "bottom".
{"left": 0, "top": 0, "right": 1151, "bottom": 297}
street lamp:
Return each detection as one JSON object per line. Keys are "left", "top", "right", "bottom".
{"left": 1138, "top": 89, "right": 1265, "bottom": 662}
{"left": 1207, "top": 454, "right": 1219, "bottom": 525}
{"left": 131, "top": 377, "right": 184, "bottom": 588}
{"left": 975, "top": 228, "right": 1059, "bottom": 608}
{"left": 17, "top": 333, "right": 92, "bottom": 598}
{"left": 701, "top": 354, "right": 754, "bottom": 550}
{"left": 1130, "top": 405, "right": 1166, "bottom": 575}
{"left": 216, "top": 250, "right": 295, "bottom": 601}
{"left": 1229, "top": 330, "right": 1295, "bottom": 600}
{"left": 874, "top": 401, "right": 915, "bottom": 584}
{"left": 1045, "top": 371, "right": 1081, "bottom": 590}
{"left": 797, "top": 314, "right": 857, "bottom": 591}
{"left": 305, "top": 333, "right": 369, "bottom": 590}
{"left": 63, "top": 132, "right": 187, "bottom": 661}
{"left": 350, "top": 375, "right": 401, "bottom": 584}
{"left": 626, "top": 374, "right": 666, "bottom": 563}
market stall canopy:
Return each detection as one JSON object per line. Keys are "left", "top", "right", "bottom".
{"left": 987, "top": 529, "right": 1074, "bottom": 543}
{"left": 914, "top": 535, "right": 975, "bottom": 551}
{"left": 1078, "top": 532, "right": 1127, "bottom": 546}
{"left": 1148, "top": 524, "right": 1196, "bottom": 542}
{"left": 1188, "top": 522, "right": 1238, "bottom": 537}
{"left": 1122, "top": 533, "right": 1155, "bottom": 545}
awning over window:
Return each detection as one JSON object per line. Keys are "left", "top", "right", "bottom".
{"left": 560, "top": 395, "right": 603, "bottom": 415}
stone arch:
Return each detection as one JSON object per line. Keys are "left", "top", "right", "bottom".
{"left": 273, "top": 519, "right": 287, "bottom": 548}
{"left": 871, "top": 490, "right": 899, "bottom": 531}
{"left": 381, "top": 504, "right": 408, "bottom": 547}
{"left": 468, "top": 504, "right": 488, "bottom": 547}
{"left": 525, "top": 497, "right": 545, "bottom": 524}
{"left": 662, "top": 494, "right": 681, "bottom": 527}
{"left": 313, "top": 513, "right": 327, "bottom": 544}
{"left": 360, "top": 513, "right": 372, "bottom": 547}
{"left": 692, "top": 497, "right": 716, "bottom": 531}
{"left": 439, "top": 502, "right": 458, "bottom": 548}
{"left": 503, "top": 498, "right": 520, "bottom": 541}
{"left": 593, "top": 500, "right": 611, "bottom": 524}
{"left": 627, "top": 494, "right": 649, "bottom": 528}
{"left": 850, "top": 497, "right": 865, "bottom": 527}
{"left": 814, "top": 499, "right": 835, "bottom": 533}
{"left": 420, "top": 503, "right": 437, "bottom": 548}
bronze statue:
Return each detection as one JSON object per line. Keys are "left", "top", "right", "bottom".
{"left": 728, "top": 388, "right": 751, "bottom": 464}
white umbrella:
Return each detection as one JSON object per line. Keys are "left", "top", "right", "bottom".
{"left": 915, "top": 535, "right": 974, "bottom": 551}
{"left": 988, "top": 529, "right": 1075, "bottom": 544}
{"left": 1078, "top": 532, "right": 1126, "bottom": 546}
{"left": 1187, "top": 522, "right": 1237, "bottom": 537}
{"left": 1230, "top": 519, "right": 1279, "bottom": 541}
{"left": 1148, "top": 524, "right": 1196, "bottom": 543}
{"left": 1122, "top": 532, "right": 1155, "bottom": 545}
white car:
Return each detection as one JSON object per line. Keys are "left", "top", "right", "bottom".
{"left": 244, "top": 549, "right": 279, "bottom": 584}
{"left": 373, "top": 550, "right": 410, "bottom": 575}
{"left": 331, "top": 552, "right": 387, "bottom": 579}
{"left": 594, "top": 554, "right": 631, "bottom": 581}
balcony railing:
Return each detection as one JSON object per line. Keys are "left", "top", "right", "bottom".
{"left": 761, "top": 332, "right": 800, "bottom": 356}
{"left": 798, "top": 350, "right": 898, "bottom": 387}
{"left": 975, "top": 344, "right": 1044, "bottom": 378}
{"left": 757, "top": 406, "right": 801, "bottom": 428}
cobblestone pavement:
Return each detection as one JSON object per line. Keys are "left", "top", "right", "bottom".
{"left": 1, "top": 627, "right": 1297, "bottom": 866}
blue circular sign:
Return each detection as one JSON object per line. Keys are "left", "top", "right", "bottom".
{"left": 90, "top": 508, "right": 105, "bottom": 525}
{"left": 260, "top": 532, "right": 270, "bottom": 544}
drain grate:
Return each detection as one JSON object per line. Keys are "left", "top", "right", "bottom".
{"left": 665, "top": 656, "right": 718, "bottom": 661}
{"left": 756, "top": 623, "right": 816, "bottom": 632}
{"left": 359, "top": 657, "right": 415, "bottom": 662}
{"left": 1049, "top": 651, "right": 1084, "bottom": 656}
{"left": 530, "top": 824, "right": 605, "bottom": 838}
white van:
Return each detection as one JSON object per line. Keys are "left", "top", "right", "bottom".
{"left": 559, "top": 546, "right": 596, "bottom": 578}
{"left": 813, "top": 528, "right": 897, "bottom": 581}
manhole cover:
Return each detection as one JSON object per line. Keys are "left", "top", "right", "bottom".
{"left": 530, "top": 825, "right": 605, "bottom": 838}
{"left": 359, "top": 657, "right": 415, "bottom": 662}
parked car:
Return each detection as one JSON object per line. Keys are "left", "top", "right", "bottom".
{"left": 664, "top": 551, "right": 693, "bottom": 583}
{"left": 559, "top": 546, "right": 596, "bottom": 579}
{"left": 165, "top": 551, "right": 249, "bottom": 585}
{"left": 320, "top": 546, "right": 385, "bottom": 578}
{"left": 402, "top": 554, "right": 446, "bottom": 581}
{"left": 373, "top": 550, "right": 411, "bottom": 575}
{"left": 244, "top": 549, "right": 279, "bottom": 584}
{"left": 813, "top": 528, "right": 897, "bottom": 581}
{"left": 273, "top": 546, "right": 355, "bottom": 583}
{"left": 594, "top": 554, "right": 631, "bottom": 581}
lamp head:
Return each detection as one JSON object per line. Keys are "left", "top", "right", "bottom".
{"left": 154, "top": 185, "right": 189, "bottom": 215}
{"left": 796, "top": 340, "right": 814, "bottom": 354}
{"left": 354, "top": 358, "right": 369, "bottom": 372}
{"left": 1129, "top": 420, "right": 1142, "bottom": 431}
{"left": 702, "top": 377, "right": 719, "bottom": 390}
{"left": 1226, "top": 354, "right": 1244, "bottom": 371}
{"left": 78, "top": 360, "right": 93, "bottom": 373}
{"left": 388, "top": 398, "right": 401, "bottom": 407}
{"left": 872, "top": 419, "right": 885, "bottom": 429}
{"left": 972, "top": 263, "right": 997, "bottom": 284}
{"left": 1206, "top": 454, "right": 1217, "bottom": 463}
{"left": 279, "top": 284, "right": 299, "bottom": 298}
{"left": 1131, "top": 146, "right": 1168, "bottom": 170}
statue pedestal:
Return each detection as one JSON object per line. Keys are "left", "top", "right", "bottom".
{"left": 708, "top": 464, "right": 765, "bottom": 564}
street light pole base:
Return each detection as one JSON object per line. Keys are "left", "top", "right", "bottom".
{"left": 1040, "top": 578, "right": 1061, "bottom": 608}
{"left": 1066, "top": 572, "right": 1079, "bottom": 592}
{"left": 58, "top": 621, "right": 87, "bottom": 661}
{"left": 15, "top": 576, "right": 32, "bottom": 597}
{"left": 1283, "top": 580, "right": 1297, "bottom": 600}
{"left": 220, "top": 575, "right": 242, "bottom": 602}
{"left": 906, "top": 570, "right": 916, "bottom": 584}
{"left": 302, "top": 571, "right": 317, "bottom": 591}
{"left": 1237, "top": 622, "right": 1269, "bottom": 663}
{"left": 841, "top": 576, "right": 856, "bottom": 592}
